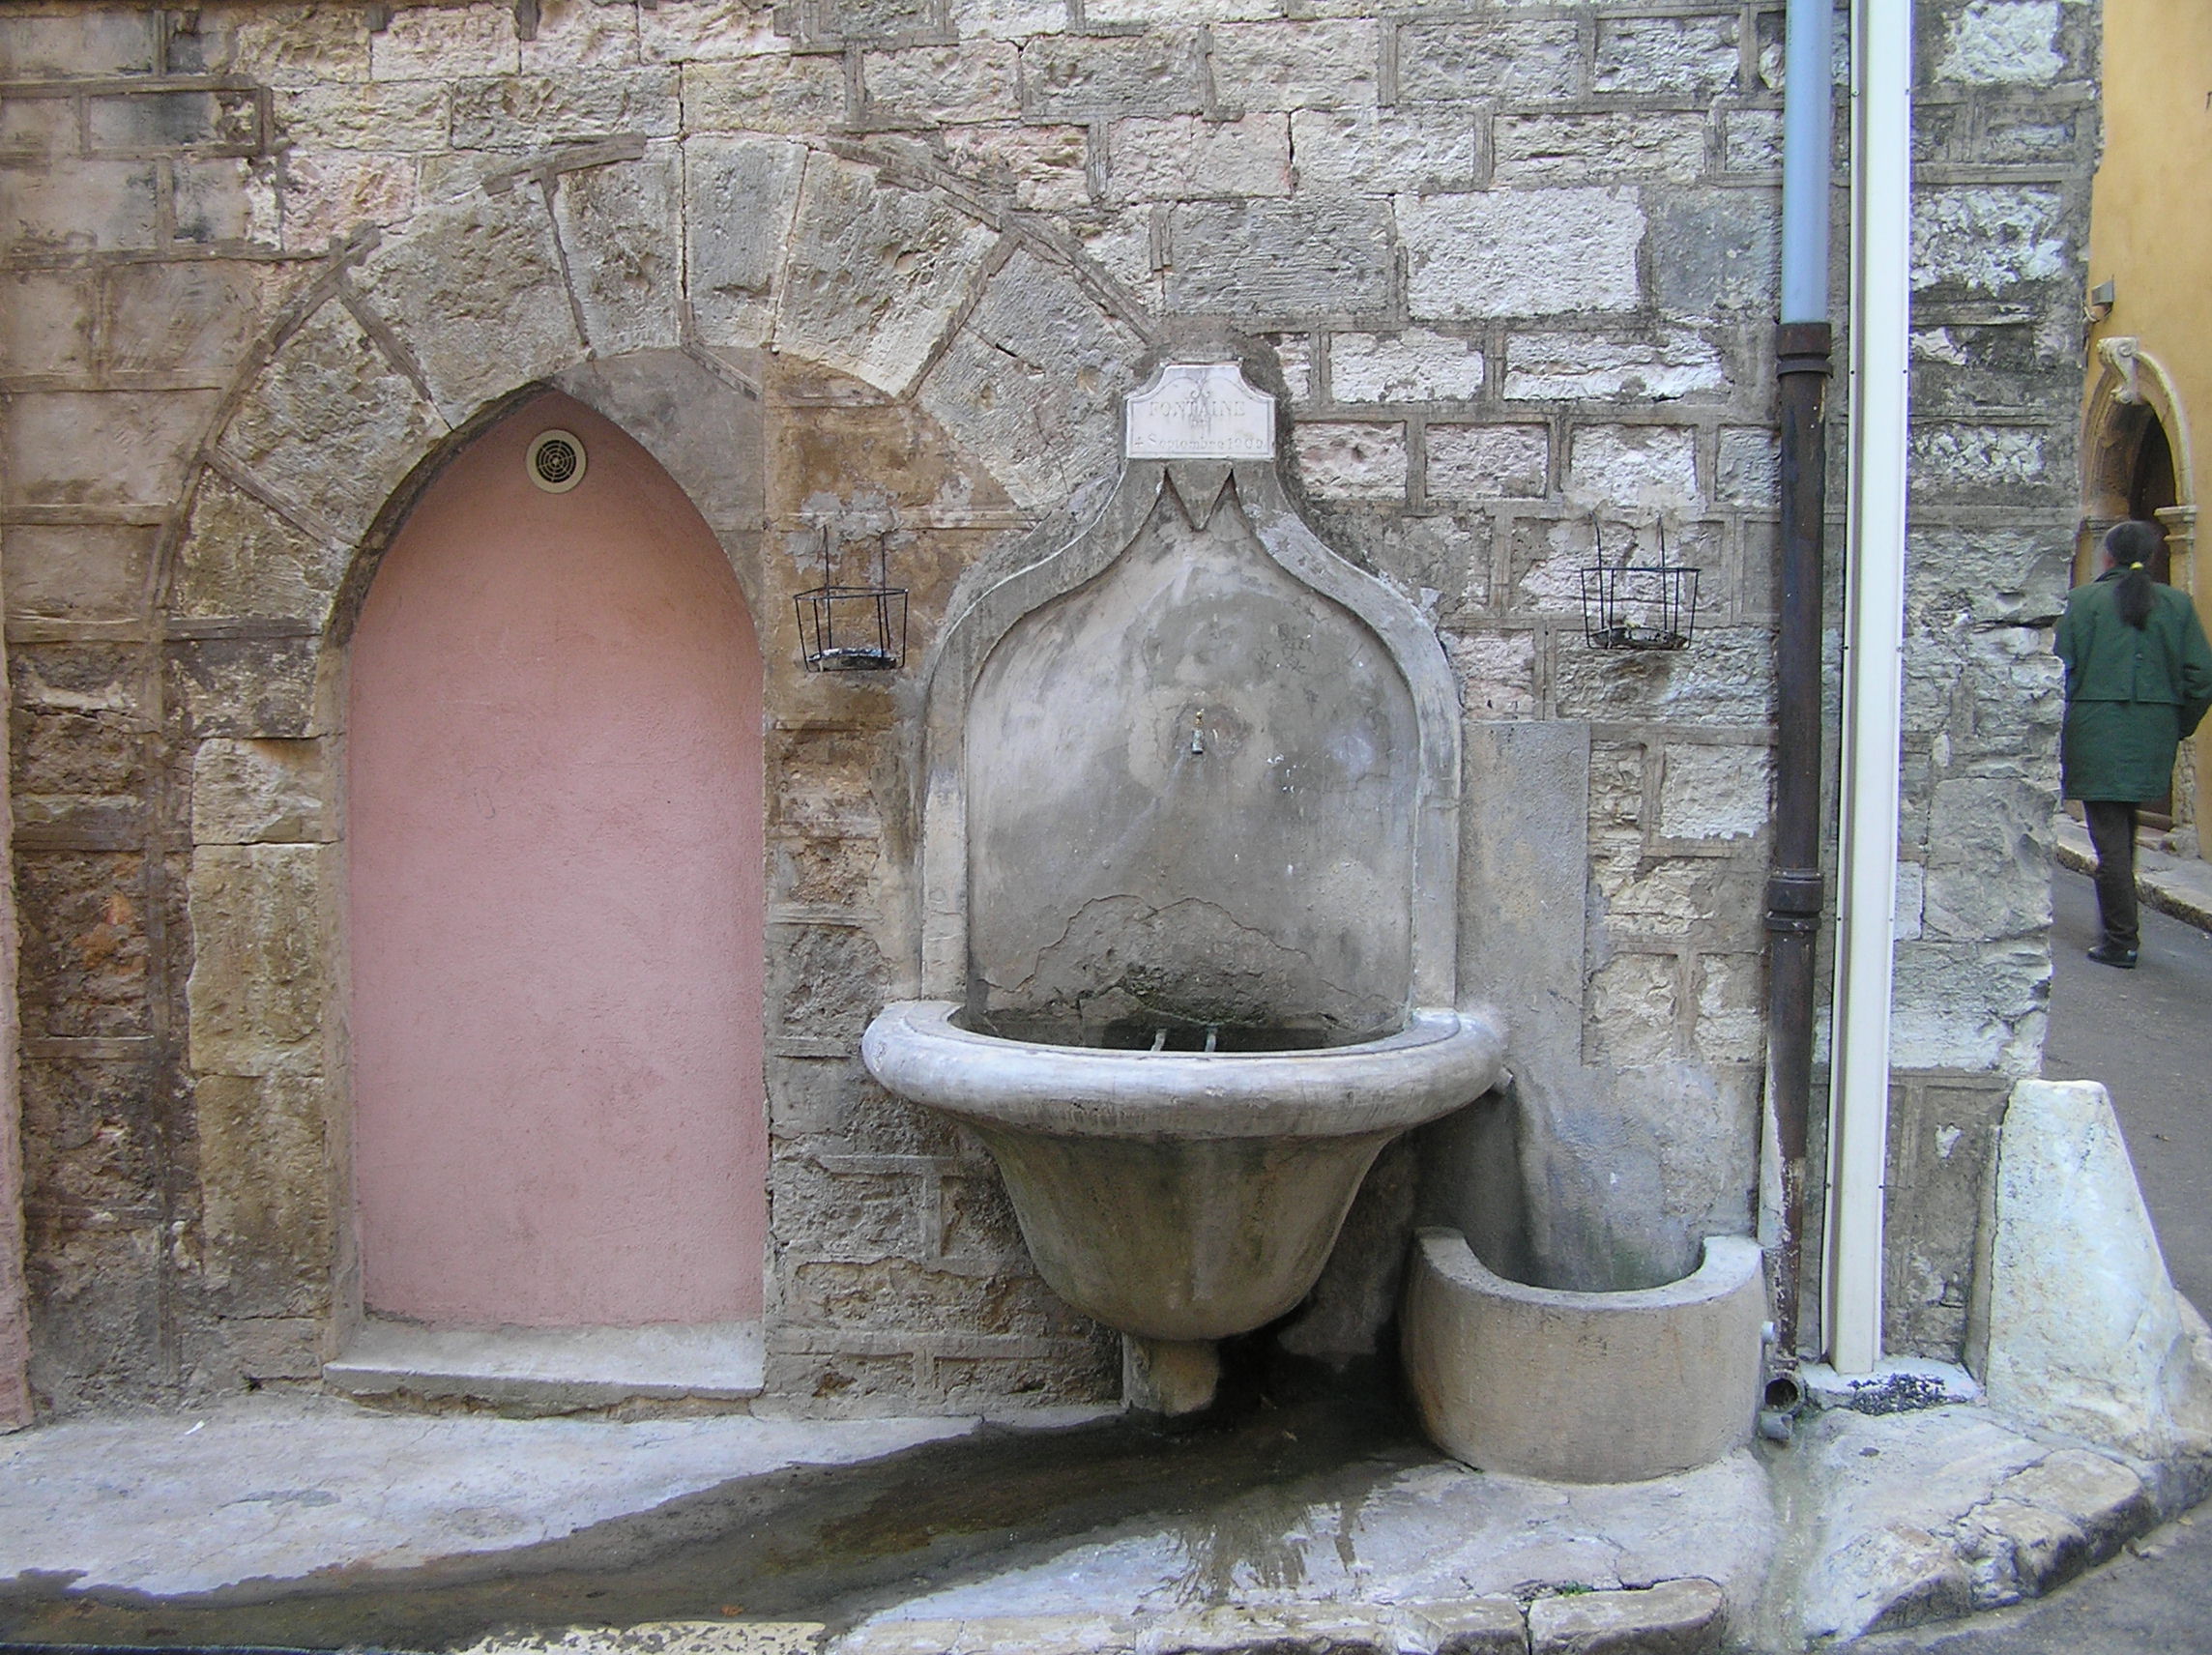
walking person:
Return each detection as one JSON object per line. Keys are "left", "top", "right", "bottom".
{"left": 2055, "top": 518, "right": 2212, "bottom": 968}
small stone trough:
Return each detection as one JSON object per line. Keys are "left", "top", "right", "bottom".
{"left": 1403, "top": 1229, "right": 1767, "bottom": 1483}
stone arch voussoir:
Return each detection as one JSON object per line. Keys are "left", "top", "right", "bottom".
{"left": 170, "top": 139, "right": 1158, "bottom": 652}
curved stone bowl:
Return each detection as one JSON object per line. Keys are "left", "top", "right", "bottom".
{"left": 1403, "top": 1227, "right": 1766, "bottom": 1483}
{"left": 861, "top": 1001, "right": 1507, "bottom": 1345}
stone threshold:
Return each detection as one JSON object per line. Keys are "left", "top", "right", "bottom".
{"left": 325, "top": 1317, "right": 765, "bottom": 1411}
{"left": 2055, "top": 813, "right": 2212, "bottom": 932}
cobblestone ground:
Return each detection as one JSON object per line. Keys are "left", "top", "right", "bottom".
{"left": 1849, "top": 866, "right": 2212, "bottom": 1654}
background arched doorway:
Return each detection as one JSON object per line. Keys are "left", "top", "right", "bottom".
{"left": 348, "top": 392, "right": 766, "bottom": 1328}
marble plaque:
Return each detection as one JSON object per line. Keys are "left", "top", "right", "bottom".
{"left": 1124, "top": 362, "right": 1276, "bottom": 460}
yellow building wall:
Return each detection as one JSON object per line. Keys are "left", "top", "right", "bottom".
{"left": 2082, "top": 0, "right": 2212, "bottom": 852}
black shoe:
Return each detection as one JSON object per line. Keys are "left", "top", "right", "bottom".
{"left": 2086, "top": 943, "right": 2139, "bottom": 970}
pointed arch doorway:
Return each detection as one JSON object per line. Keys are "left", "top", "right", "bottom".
{"left": 347, "top": 392, "right": 766, "bottom": 1334}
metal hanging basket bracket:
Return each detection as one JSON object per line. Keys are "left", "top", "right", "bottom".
{"left": 1579, "top": 516, "right": 1702, "bottom": 652}
{"left": 797, "top": 524, "right": 909, "bottom": 672}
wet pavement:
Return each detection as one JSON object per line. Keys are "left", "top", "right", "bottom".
{"left": 0, "top": 1365, "right": 1429, "bottom": 1649}
{"left": 0, "top": 1352, "right": 1796, "bottom": 1651}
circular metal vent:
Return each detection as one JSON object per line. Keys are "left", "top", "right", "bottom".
{"left": 527, "top": 429, "right": 586, "bottom": 493}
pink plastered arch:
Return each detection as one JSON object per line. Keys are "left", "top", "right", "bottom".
{"left": 347, "top": 392, "right": 766, "bottom": 1325}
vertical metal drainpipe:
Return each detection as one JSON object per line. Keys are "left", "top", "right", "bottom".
{"left": 1765, "top": 0, "right": 1835, "bottom": 1367}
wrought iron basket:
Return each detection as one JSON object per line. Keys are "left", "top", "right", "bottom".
{"left": 1579, "top": 519, "right": 1701, "bottom": 652}
{"left": 796, "top": 527, "right": 908, "bottom": 672}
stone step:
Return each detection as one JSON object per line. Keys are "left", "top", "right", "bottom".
{"left": 325, "top": 1317, "right": 765, "bottom": 1412}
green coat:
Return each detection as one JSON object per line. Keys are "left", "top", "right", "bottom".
{"left": 2055, "top": 570, "right": 2212, "bottom": 802}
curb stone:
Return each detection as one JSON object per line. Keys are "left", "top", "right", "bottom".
{"left": 1981, "top": 1449, "right": 2157, "bottom": 1582}
{"left": 1791, "top": 1408, "right": 2187, "bottom": 1641}
{"left": 832, "top": 1583, "right": 1726, "bottom": 1655}
{"left": 1402, "top": 1596, "right": 1527, "bottom": 1655}
{"left": 461, "top": 1626, "right": 830, "bottom": 1655}
{"left": 1527, "top": 1579, "right": 1727, "bottom": 1655}
{"left": 2053, "top": 817, "right": 2212, "bottom": 933}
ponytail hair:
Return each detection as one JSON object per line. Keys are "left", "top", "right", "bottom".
{"left": 2104, "top": 519, "right": 2161, "bottom": 629}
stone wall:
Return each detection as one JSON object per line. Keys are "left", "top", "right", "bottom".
{"left": 0, "top": 0, "right": 2094, "bottom": 1408}
{"left": 0, "top": 549, "right": 20, "bottom": 1428}
{"left": 1875, "top": 1, "right": 2097, "bottom": 1358}
{"left": 1891, "top": 3, "right": 2094, "bottom": 1080}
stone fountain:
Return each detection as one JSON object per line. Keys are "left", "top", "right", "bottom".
{"left": 861, "top": 361, "right": 1506, "bottom": 1412}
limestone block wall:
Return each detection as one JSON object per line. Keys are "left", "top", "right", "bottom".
{"left": 1873, "top": 1, "right": 2099, "bottom": 1356}
{"left": 1891, "top": 7, "right": 2094, "bottom": 1075}
{"left": 0, "top": 555, "right": 20, "bottom": 1429}
{"left": 0, "top": 0, "right": 2093, "bottom": 1409}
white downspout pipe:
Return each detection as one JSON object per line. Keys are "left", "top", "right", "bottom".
{"left": 1827, "top": 0, "right": 1912, "bottom": 1375}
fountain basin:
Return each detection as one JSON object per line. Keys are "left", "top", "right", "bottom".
{"left": 861, "top": 1001, "right": 1506, "bottom": 1344}
{"left": 880, "top": 364, "right": 1506, "bottom": 1412}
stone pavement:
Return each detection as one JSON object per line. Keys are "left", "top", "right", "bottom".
{"left": 0, "top": 1398, "right": 984, "bottom": 1598}
{"left": 0, "top": 1350, "right": 2199, "bottom": 1654}
{"left": 816, "top": 1403, "right": 2187, "bottom": 1655}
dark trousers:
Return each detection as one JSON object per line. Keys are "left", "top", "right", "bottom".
{"left": 2083, "top": 799, "right": 2140, "bottom": 951}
